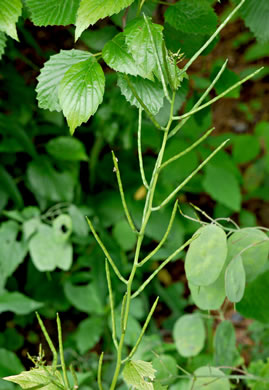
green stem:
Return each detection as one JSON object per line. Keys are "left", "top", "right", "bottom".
{"left": 112, "top": 151, "right": 138, "bottom": 233}
{"left": 36, "top": 313, "right": 58, "bottom": 370}
{"left": 105, "top": 260, "right": 118, "bottom": 350}
{"left": 137, "top": 109, "right": 149, "bottom": 189}
{"left": 56, "top": 314, "right": 70, "bottom": 390}
{"left": 97, "top": 352, "right": 104, "bottom": 390}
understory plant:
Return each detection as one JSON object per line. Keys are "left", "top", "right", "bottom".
{"left": 1, "top": 0, "right": 269, "bottom": 389}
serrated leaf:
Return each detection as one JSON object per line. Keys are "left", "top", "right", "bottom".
{"left": 46, "top": 136, "right": 88, "bottom": 161}
{"left": 0, "top": 32, "right": 7, "bottom": 59}
{"left": 36, "top": 49, "right": 92, "bottom": 112}
{"left": 202, "top": 164, "right": 242, "bottom": 211}
{"left": 26, "top": 0, "right": 80, "bottom": 26}
{"left": 124, "top": 17, "right": 163, "bottom": 79}
{"left": 240, "top": 0, "right": 269, "bottom": 43}
{"left": 4, "top": 367, "right": 64, "bottom": 389}
{"left": 0, "top": 292, "right": 43, "bottom": 315}
{"left": 225, "top": 254, "right": 246, "bottom": 303}
{"left": 75, "top": 0, "right": 136, "bottom": 40}
{"left": 102, "top": 32, "right": 142, "bottom": 76}
{"left": 165, "top": 0, "right": 217, "bottom": 35}
{"left": 173, "top": 314, "right": 205, "bottom": 357}
{"left": 185, "top": 225, "right": 227, "bottom": 286}
{"left": 59, "top": 56, "right": 105, "bottom": 134}
{"left": 189, "top": 366, "right": 230, "bottom": 389}
{"left": 117, "top": 74, "right": 165, "bottom": 115}
{"left": 123, "top": 360, "right": 156, "bottom": 390}
{"left": 29, "top": 224, "right": 73, "bottom": 271}
{"left": 0, "top": 0, "right": 22, "bottom": 40}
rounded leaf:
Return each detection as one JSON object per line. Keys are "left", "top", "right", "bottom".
{"left": 53, "top": 214, "right": 72, "bottom": 243}
{"left": 173, "top": 314, "right": 205, "bottom": 357}
{"left": 189, "top": 366, "right": 230, "bottom": 390}
{"left": 185, "top": 224, "right": 227, "bottom": 286}
{"left": 225, "top": 254, "right": 246, "bottom": 303}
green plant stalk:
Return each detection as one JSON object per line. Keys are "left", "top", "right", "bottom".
{"left": 111, "top": 151, "right": 138, "bottom": 233}
{"left": 70, "top": 365, "right": 78, "bottom": 390}
{"left": 105, "top": 260, "right": 118, "bottom": 350}
{"left": 36, "top": 312, "right": 58, "bottom": 370}
{"left": 137, "top": 109, "right": 149, "bottom": 189}
{"left": 56, "top": 314, "right": 70, "bottom": 390}
{"left": 98, "top": 352, "right": 104, "bottom": 390}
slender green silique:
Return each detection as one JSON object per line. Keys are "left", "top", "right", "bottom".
{"left": 36, "top": 312, "right": 58, "bottom": 370}
{"left": 56, "top": 314, "right": 70, "bottom": 390}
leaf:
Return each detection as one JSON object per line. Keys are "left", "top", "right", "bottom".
{"left": 29, "top": 224, "right": 73, "bottom": 271}
{"left": 189, "top": 366, "right": 230, "bottom": 389}
{"left": 237, "top": 271, "right": 269, "bottom": 323}
{"left": 74, "top": 317, "right": 104, "bottom": 354}
{"left": 0, "top": 0, "right": 22, "bottom": 40}
{"left": 52, "top": 214, "right": 72, "bottom": 243}
{"left": 112, "top": 219, "right": 136, "bottom": 251}
{"left": 239, "top": 0, "right": 269, "bottom": 43}
{"left": 36, "top": 49, "right": 92, "bottom": 112}
{"left": 0, "top": 349, "right": 24, "bottom": 377}
{"left": 0, "top": 165, "right": 23, "bottom": 208}
{"left": 26, "top": 0, "right": 80, "bottom": 26}
{"left": 117, "top": 74, "right": 165, "bottom": 115}
{"left": 46, "top": 136, "right": 88, "bottom": 161}
{"left": 232, "top": 135, "right": 260, "bottom": 164}
{"left": 58, "top": 56, "right": 105, "bottom": 134}
{"left": 225, "top": 255, "right": 246, "bottom": 303}
{"left": 173, "top": 314, "right": 205, "bottom": 357}
{"left": 75, "top": 0, "right": 136, "bottom": 40}
{"left": 211, "top": 66, "right": 241, "bottom": 98}
{"left": 123, "top": 360, "right": 156, "bottom": 390}
{"left": 102, "top": 32, "right": 143, "bottom": 76}
{"left": 4, "top": 367, "right": 64, "bottom": 389}
{"left": 0, "top": 32, "right": 7, "bottom": 59}
{"left": 68, "top": 205, "right": 89, "bottom": 237}
{"left": 189, "top": 270, "right": 226, "bottom": 311}
{"left": 202, "top": 164, "right": 242, "bottom": 211}
{"left": 152, "top": 355, "right": 177, "bottom": 385}
{"left": 185, "top": 225, "right": 227, "bottom": 286}
{"left": 124, "top": 17, "right": 163, "bottom": 79}
{"left": 165, "top": 0, "right": 217, "bottom": 35}
{"left": 0, "top": 221, "right": 27, "bottom": 292}
{"left": 0, "top": 292, "right": 43, "bottom": 315}
{"left": 64, "top": 281, "right": 103, "bottom": 314}
{"left": 214, "top": 321, "right": 241, "bottom": 370}
{"left": 227, "top": 228, "right": 269, "bottom": 282}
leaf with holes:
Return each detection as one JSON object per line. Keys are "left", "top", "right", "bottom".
{"left": 0, "top": 0, "right": 22, "bottom": 40}
{"left": 26, "top": 0, "right": 80, "bottom": 26}
{"left": 58, "top": 56, "right": 105, "bottom": 134}
{"left": 36, "top": 49, "right": 92, "bottom": 112}
{"left": 75, "top": 0, "right": 136, "bottom": 40}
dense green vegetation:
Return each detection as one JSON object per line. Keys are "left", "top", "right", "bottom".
{"left": 0, "top": 0, "right": 269, "bottom": 389}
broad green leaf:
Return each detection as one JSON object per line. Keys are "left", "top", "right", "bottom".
{"left": 0, "top": 165, "right": 23, "bottom": 208}
{"left": 64, "top": 281, "right": 103, "bottom": 314}
{"left": 239, "top": 0, "right": 269, "bottom": 43}
{"left": 29, "top": 224, "right": 73, "bottom": 271}
{"left": 36, "top": 49, "right": 92, "bottom": 112}
{"left": 247, "top": 359, "right": 269, "bottom": 390}
{"left": 165, "top": 0, "right": 217, "bottom": 35}
{"left": 0, "top": 0, "right": 22, "bottom": 40}
{"left": 237, "top": 271, "right": 269, "bottom": 323}
{"left": 124, "top": 17, "right": 163, "bottom": 79}
{"left": 123, "top": 360, "right": 156, "bottom": 390}
{"left": 211, "top": 66, "right": 240, "bottom": 98}
{"left": 189, "top": 366, "right": 230, "bottom": 389}
{"left": 152, "top": 355, "right": 177, "bottom": 385}
{"left": 4, "top": 367, "right": 64, "bottom": 389}
{"left": 0, "top": 32, "right": 7, "bottom": 59}
{"left": 58, "top": 56, "right": 105, "bottom": 134}
{"left": 189, "top": 270, "right": 226, "bottom": 311}
{"left": 0, "top": 292, "right": 43, "bottom": 315}
{"left": 214, "top": 321, "right": 241, "bottom": 370}
{"left": 225, "top": 255, "right": 246, "bottom": 303}
{"left": 46, "top": 136, "right": 88, "bottom": 161}
{"left": 68, "top": 205, "right": 89, "bottom": 237}
{"left": 232, "top": 135, "right": 260, "bottom": 164}
{"left": 102, "top": 33, "right": 143, "bottom": 76}
{"left": 74, "top": 317, "right": 104, "bottom": 354}
{"left": 0, "top": 221, "right": 27, "bottom": 292}
{"left": 117, "top": 74, "right": 165, "bottom": 115}
{"left": 26, "top": 0, "right": 80, "bottom": 26}
{"left": 227, "top": 229, "right": 269, "bottom": 282}
{"left": 75, "top": 0, "right": 136, "bottom": 40}
{"left": 0, "top": 349, "right": 24, "bottom": 377}
{"left": 202, "top": 164, "right": 241, "bottom": 211}
{"left": 173, "top": 314, "right": 205, "bottom": 357}
{"left": 52, "top": 214, "right": 72, "bottom": 243}
{"left": 113, "top": 219, "right": 136, "bottom": 251}
{"left": 185, "top": 225, "right": 227, "bottom": 286}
